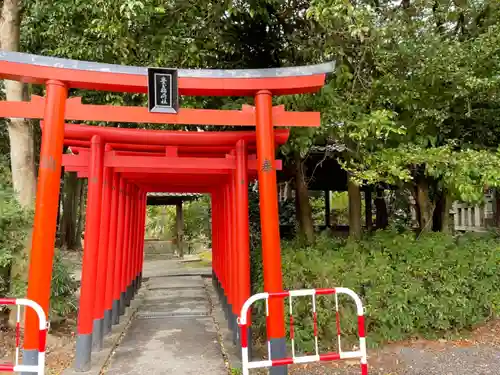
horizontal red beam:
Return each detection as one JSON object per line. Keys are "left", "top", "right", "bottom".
{"left": 62, "top": 154, "right": 281, "bottom": 171}
{"left": 123, "top": 173, "right": 227, "bottom": 183}
{"left": 0, "top": 96, "right": 320, "bottom": 127}
{"left": 115, "top": 167, "right": 230, "bottom": 174}
{"left": 63, "top": 124, "right": 289, "bottom": 146}
{"left": 106, "top": 154, "right": 235, "bottom": 170}
{"left": 68, "top": 142, "right": 259, "bottom": 157}
{"left": 0, "top": 60, "right": 326, "bottom": 96}
{"left": 142, "top": 186, "right": 214, "bottom": 194}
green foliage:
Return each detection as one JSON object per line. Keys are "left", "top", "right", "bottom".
{"left": 50, "top": 251, "right": 78, "bottom": 319}
{"left": 0, "top": 158, "right": 32, "bottom": 297}
{"left": 288, "top": 0, "right": 500, "bottom": 211}
{"left": 330, "top": 192, "right": 349, "bottom": 226}
{"left": 182, "top": 196, "right": 212, "bottom": 245}
{"left": 146, "top": 196, "right": 212, "bottom": 248}
{"left": 251, "top": 230, "right": 500, "bottom": 350}
{"left": 0, "top": 158, "right": 77, "bottom": 318}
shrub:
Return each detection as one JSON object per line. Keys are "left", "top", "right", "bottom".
{"left": 50, "top": 250, "right": 78, "bottom": 319}
{"left": 251, "top": 229, "right": 500, "bottom": 351}
{"left": 0, "top": 159, "right": 32, "bottom": 297}
{"left": 0, "top": 157, "right": 77, "bottom": 319}
{"left": 145, "top": 196, "right": 212, "bottom": 248}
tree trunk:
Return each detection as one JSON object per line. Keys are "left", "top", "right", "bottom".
{"left": 294, "top": 154, "right": 314, "bottom": 243}
{"left": 364, "top": 188, "right": 373, "bottom": 231}
{"left": 1, "top": 0, "right": 37, "bottom": 208}
{"left": 2, "top": 0, "right": 37, "bottom": 327}
{"left": 375, "top": 187, "right": 389, "bottom": 229}
{"left": 176, "top": 202, "right": 184, "bottom": 258}
{"left": 441, "top": 192, "right": 452, "bottom": 233}
{"left": 415, "top": 178, "right": 433, "bottom": 233}
{"left": 348, "top": 175, "right": 362, "bottom": 240}
{"left": 60, "top": 172, "right": 80, "bottom": 249}
{"left": 325, "top": 190, "right": 331, "bottom": 228}
{"left": 495, "top": 189, "right": 500, "bottom": 227}
{"left": 431, "top": 190, "right": 452, "bottom": 233}
{"left": 75, "top": 179, "right": 84, "bottom": 249}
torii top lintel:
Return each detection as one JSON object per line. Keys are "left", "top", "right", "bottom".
{"left": 0, "top": 51, "right": 335, "bottom": 96}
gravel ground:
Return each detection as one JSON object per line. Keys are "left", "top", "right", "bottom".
{"left": 287, "top": 334, "right": 500, "bottom": 375}
{"left": 245, "top": 321, "right": 500, "bottom": 375}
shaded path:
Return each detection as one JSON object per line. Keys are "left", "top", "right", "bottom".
{"left": 104, "top": 275, "right": 227, "bottom": 375}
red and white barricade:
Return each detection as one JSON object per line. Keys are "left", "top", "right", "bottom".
{"left": 238, "top": 287, "right": 367, "bottom": 375}
{"left": 0, "top": 298, "right": 48, "bottom": 374}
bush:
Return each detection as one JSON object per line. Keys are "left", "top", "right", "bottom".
{"left": 1, "top": 157, "right": 77, "bottom": 319}
{"left": 50, "top": 250, "right": 78, "bottom": 319}
{"left": 146, "top": 196, "right": 212, "bottom": 248}
{"left": 0, "top": 159, "right": 32, "bottom": 297}
{"left": 251, "top": 229, "right": 500, "bottom": 351}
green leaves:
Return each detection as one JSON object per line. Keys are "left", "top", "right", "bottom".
{"left": 251, "top": 230, "right": 500, "bottom": 349}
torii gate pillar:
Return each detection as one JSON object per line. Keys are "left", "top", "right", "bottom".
{"left": 255, "top": 90, "right": 287, "bottom": 374}
{"left": 24, "top": 80, "right": 68, "bottom": 370}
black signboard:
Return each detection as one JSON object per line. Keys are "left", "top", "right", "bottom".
{"left": 147, "top": 68, "right": 179, "bottom": 113}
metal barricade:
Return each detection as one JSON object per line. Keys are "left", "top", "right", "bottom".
{"left": 238, "top": 288, "right": 368, "bottom": 375}
{"left": 0, "top": 298, "right": 48, "bottom": 374}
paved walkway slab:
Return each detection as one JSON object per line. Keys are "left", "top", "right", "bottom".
{"left": 104, "top": 275, "right": 226, "bottom": 375}
{"left": 147, "top": 276, "right": 205, "bottom": 289}
{"left": 105, "top": 316, "right": 226, "bottom": 375}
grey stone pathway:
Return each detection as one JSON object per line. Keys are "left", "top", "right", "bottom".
{"left": 104, "top": 275, "right": 227, "bottom": 375}
{"left": 95, "top": 255, "right": 500, "bottom": 375}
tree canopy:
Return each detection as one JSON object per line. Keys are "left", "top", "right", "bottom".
{"left": 7, "top": 0, "right": 500, "bottom": 238}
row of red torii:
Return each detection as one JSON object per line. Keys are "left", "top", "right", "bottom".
{"left": 0, "top": 51, "right": 334, "bottom": 374}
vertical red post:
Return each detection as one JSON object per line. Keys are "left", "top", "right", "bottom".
{"left": 114, "top": 177, "right": 126, "bottom": 319}
{"left": 210, "top": 192, "right": 218, "bottom": 290}
{"left": 126, "top": 185, "right": 136, "bottom": 304}
{"left": 137, "top": 192, "right": 147, "bottom": 289}
{"left": 224, "top": 183, "right": 232, "bottom": 325}
{"left": 104, "top": 172, "right": 119, "bottom": 334}
{"left": 211, "top": 190, "right": 223, "bottom": 301}
{"left": 230, "top": 168, "right": 239, "bottom": 344}
{"left": 214, "top": 193, "right": 220, "bottom": 282}
{"left": 255, "top": 90, "right": 287, "bottom": 375}
{"left": 129, "top": 187, "right": 138, "bottom": 297}
{"left": 75, "top": 135, "right": 104, "bottom": 371}
{"left": 121, "top": 184, "right": 132, "bottom": 307}
{"left": 235, "top": 140, "right": 250, "bottom": 327}
{"left": 135, "top": 191, "right": 145, "bottom": 290}
{"left": 93, "top": 164, "right": 112, "bottom": 350}
{"left": 130, "top": 187, "right": 139, "bottom": 297}
{"left": 221, "top": 187, "right": 229, "bottom": 319}
{"left": 24, "top": 81, "right": 67, "bottom": 367}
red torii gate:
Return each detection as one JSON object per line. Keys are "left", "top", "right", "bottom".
{"left": 61, "top": 132, "right": 285, "bottom": 357}
{"left": 0, "top": 51, "right": 333, "bottom": 374}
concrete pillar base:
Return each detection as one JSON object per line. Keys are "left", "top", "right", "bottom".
{"left": 131, "top": 279, "right": 136, "bottom": 296}
{"left": 103, "top": 308, "right": 112, "bottom": 336}
{"left": 21, "top": 349, "right": 38, "bottom": 375}
{"left": 92, "top": 318, "right": 104, "bottom": 351}
{"left": 269, "top": 337, "right": 288, "bottom": 375}
{"left": 119, "top": 292, "right": 126, "bottom": 315}
{"left": 125, "top": 284, "right": 132, "bottom": 307}
{"left": 134, "top": 276, "right": 139, "bottom": 294}
{"left": 74, "top": 333, "right": 92, "bottom": 372}
{"left": 112, "top": 299, "right": 120, "bottom": 325}
{"left": 231, "top": 311, "right": 239, "bottom": 346}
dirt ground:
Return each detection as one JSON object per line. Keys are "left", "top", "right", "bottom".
{"left": 0, "top": 312, "right": 77, "bottom": 375}
{"left": 288, "top": 320, "right": 500, "bottom": 375}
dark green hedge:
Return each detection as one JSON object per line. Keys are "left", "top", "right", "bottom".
{"left": 251, "top": 230, "right": 500, "bottom": 351}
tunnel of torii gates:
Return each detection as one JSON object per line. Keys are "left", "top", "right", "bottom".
{"left": 0, "top": 51, "right": 334, "bottom": 374}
